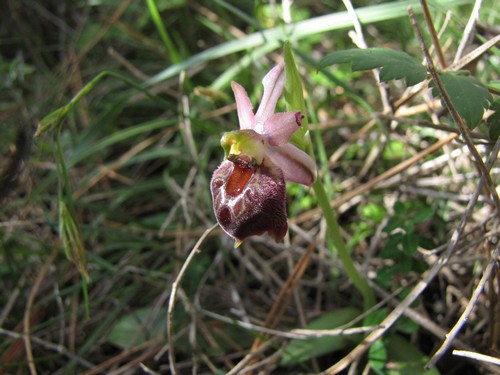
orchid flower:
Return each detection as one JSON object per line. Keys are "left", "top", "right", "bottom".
{"left": 211, "top": 63, "right": 317, "bottom": 246}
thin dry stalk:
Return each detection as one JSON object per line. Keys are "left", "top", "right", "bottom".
{"left": 226, "top": 337, "right": 281, "bottom": 375}
{"left": 0, "top": 327, "right": 94, "bottom": 369}
{"left": 201, "top": 309, "right": 381, "bottom": 339}
{"left": 454, "top": 0, "right": 483, "bottom": 63}
{"left": 419, "top": 0, "right": 447, "bottom": 68}
{"left": 246, "top": 240, "right": 316, "bottom": 363}
{"left": 453, "top": 349, "right": 500, "bottom": 366}
{"left": 166, "top": 223, "right": 218, "bottom": 375}
{"left": 446, "top": 33, "right": 500, "bottom": 72}
{"left": 81, "top": 336, "right": 163, "bottom": 375}
{"left": 23, "top": 250, "right": 58, "bottom": 375}
{"left": 426, "top": 246, "right": 500, "bottom": 368}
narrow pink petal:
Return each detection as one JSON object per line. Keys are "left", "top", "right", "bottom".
{"left": 265, "top": 144, "right": 316, "bottom": 186}
{"left": 254, "top": 64, "right": 285, "bottom": 132}
{"left": 263, "top": 112, "right": 303, "bottom": 146}
{"left": 231, "top": 81, "right": 255, "bottom": 130}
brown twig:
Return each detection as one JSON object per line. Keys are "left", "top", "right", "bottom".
{"left": 445, "top": 33, "right": 500, "bottom": 73}
{"left": 166, "top": 223, "right": 218, "bottom": 375}
{"left": 454, "top": 0, "right": 483, "bottom": 63}
{"left": 245, "top": 240, "right": 316, "bottom": 364}
{"left": 426, "top": 245, "right": 500, "bottom": 368}
{"left": 419, "top": 0, "right": 447, "bottom": 68}
{"left": 23, "top": 250, "right": 58, "bottom": 375}
{"left": 81, "top": 336, "right": 163, "bottom": 375}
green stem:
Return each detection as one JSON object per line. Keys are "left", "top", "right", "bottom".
{"left": 312, "top": 178, "right": 375, "bottom": 310}
{"left": 283, "top": 41, "right": 375, "bottom": 310}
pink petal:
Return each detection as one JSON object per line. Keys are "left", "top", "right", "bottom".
{"left": 263, "top": 112, "right": 303, "bottom": 146}
{"left": 254, "top": 64, "right": 285, "bottom": 132}
{"left": 231, "top": 81, "right": 255, "bottom": 130}
{"left": 265, "top": 144, "right": 316, "bottom": 186}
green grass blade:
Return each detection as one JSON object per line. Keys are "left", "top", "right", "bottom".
{"left": 146, "top": 0, "right": 181, "bottom": 63}
{"left": 146, "top": 0, "right": 472, "bottom": 87}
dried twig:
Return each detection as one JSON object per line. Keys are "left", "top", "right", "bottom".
{"left": 426, "top": 245, "right": 500, "bottom": 368}
{"left": 23, "top": 250, "right": 58, "bottom": 375}
{"left": 166, "top": 223, "right": 218, "bottom": 375}
{"left": 454, "top": 0, "right": 483, "bottom": 63}
{"left": 446, "top": 33, "right": 500, "bottom": 73}
{"left": 426, "top": 134, "right": 500, "bottom": 369}
{"left": 201, "top": 309, "right": 382, "bottom": 339}
{"left": 419, "top": 0, "right": 447, "bottom": 68}
{"left": 245, "top": 240, "right": 316, "bottom": 368}
{"left": 453, "top": 349, "right": 500, "bottom": 366}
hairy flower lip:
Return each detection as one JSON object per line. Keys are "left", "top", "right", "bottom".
{"left": 211, "top": 157, "right": 287, "bottom": 245}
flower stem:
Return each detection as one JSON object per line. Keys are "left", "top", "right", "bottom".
{"left": 312, "top": 178, "right": 375, "bottom": 310}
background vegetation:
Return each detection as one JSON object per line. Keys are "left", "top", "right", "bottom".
{"left": 1, "top": 0, "right": 499, "bottom": 373}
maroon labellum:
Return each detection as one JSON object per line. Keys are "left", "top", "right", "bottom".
{"left": 211, "top": 157, "right": 287, "bottom": 245}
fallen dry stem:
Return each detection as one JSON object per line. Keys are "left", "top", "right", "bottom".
{"left": 23, "top": 250, "right": 58, "bottom": 375}
{"left": 419, "top": 0, "right": 447, "bottom": 68}
{"left": 81, "top": 336, "right": 163, "bottom": 375}
{"left": 201, "top": 309, "right": 381, "bottom": 339}
{"left": 246, "top": 240, "right": 316, "bottom": 366}
{"left": 426, "top": 246, "right": 500, "bottom": 368}
{"left": 167, "top": 223, "right": 218, "bottom": 375}
{"left": 453, "top": 349, "right": 500, "bottom": 366}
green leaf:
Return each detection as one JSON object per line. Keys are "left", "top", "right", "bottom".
{"left": 411, "top": 207, "right": 434, "bottom": 225}
{"left": 280, "top": 307, "right": 361, "bottom": 366}
{"left": 375, "top": 266, "right": 398, "bottom": 289}
{"left": 402, "top": 233, "right": 418, "bottom": 255}
{"left": 284, "top": 41, "right": 308, "bottom": 150}
{"left": 36, "top": 106, "right": 69, "bottom": 136}
{"left": 431, "top": 73, "right": 493, "bottom": 128}
{"left": 383, "top": 140, "right": 407, "bottom": 160}
{"left": 59, "top": 201, "right": 89, "bottom": 282}
{"left": 488, "top": 80, "right": 500, "bottom": 92}
{"left": 361, "top": 202, "right": 387, "bottom": 223}
{"left": 385, "top": 334, "right": 441, "bottom": 375}
{"left": 395, "top": 315, "right": 420, "bottom": 334}
{"left": 36, "top": 71, "right": 168, "bottom": 136}
{"left": 146, "top": 0, "right": 181, "bottom": 64}
{"left": 369, "top": 339, "right": 388, "bottom": 374}
{"left": 319, "top": 48, "right": 427, "bottom": 86}
{"left": 487, "top": 99, "right": 500, "bottom": 141}
{"left": 108, "top": 307, "right": 166, "bottom": 349}
{"left": 380, "top": 233, "right": 404, "bottom": 258}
